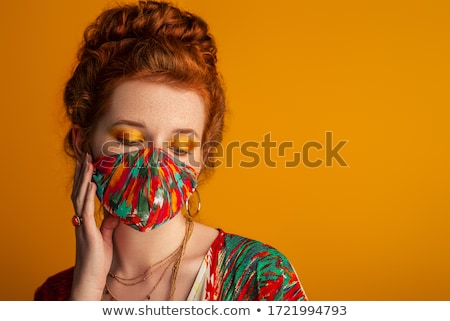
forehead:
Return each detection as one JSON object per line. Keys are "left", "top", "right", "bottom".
{"left": 104, "top": 79, "right": 206, "bottom": 135}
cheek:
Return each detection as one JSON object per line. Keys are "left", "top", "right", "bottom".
{"left": 89, "top": 137, "right": 103, "bottom": 160}
{"left": 89, "top": 132, "right": 120, "bottom": 160}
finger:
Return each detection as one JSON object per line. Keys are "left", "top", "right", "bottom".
{"left": 75, "top": 154, "right": 94, "bottom": 213}
{"left": 73, "top": 153, "right": 88, "bottom": 194}
{"left": 100, "top": 215, "right": 120, "bottom": 246}
{"left": 80, "top": 182, "right": 98, "bottom": 228}
{"left": 71, "top": 159, "right": 82, "bottom": 202}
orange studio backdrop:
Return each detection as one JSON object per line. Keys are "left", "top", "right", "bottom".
{"left": 0, "top": 0, "right": 449, "bottom": 300}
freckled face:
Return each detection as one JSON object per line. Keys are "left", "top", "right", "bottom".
{"left": 90, "top": 80, "right": 206, "bottom": 174}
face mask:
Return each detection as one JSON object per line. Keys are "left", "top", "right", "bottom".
{"left": 92, "top": 147, "right": 198, "bottom": 232}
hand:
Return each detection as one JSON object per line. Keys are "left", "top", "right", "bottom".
{"left": 69, "top": 153, "right": 119, "bottom": 300}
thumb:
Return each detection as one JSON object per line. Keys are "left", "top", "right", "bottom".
{"left": 100, "top": 215, "right": 120, "bottom": 244}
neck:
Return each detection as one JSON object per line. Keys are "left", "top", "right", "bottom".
{"left": 110, "top": 213, "right": 188, "bottom": 278}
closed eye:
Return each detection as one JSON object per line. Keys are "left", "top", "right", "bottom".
{"left": 169, "top": 138, "right": 200, "bottom": 155}
{"left": 117, "top": 137, "right": 144, "bottom": 146}
{"left": 109, "top": 127, "right": 146, "bottom": 148}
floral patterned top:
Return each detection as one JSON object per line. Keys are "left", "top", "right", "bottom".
{"left": 34, "top": 229, "right": 307, "bottom": 301}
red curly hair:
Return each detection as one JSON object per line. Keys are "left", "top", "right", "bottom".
{"left": 64, "top": 0, "right": 226, "bottom": 176}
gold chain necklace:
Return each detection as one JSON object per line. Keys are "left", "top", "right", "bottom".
{"left": 105, "top": 260, "right": 173, "bottom": 301}
{"left": 169, "top": 218, "right": 193, "bottom": 300}
{"left": 103, "top": 218, "right": 194, "bottom": 301}
{"left": 108, "top": 245, "right": 182, "bottom": 286}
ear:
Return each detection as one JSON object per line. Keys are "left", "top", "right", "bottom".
{"left": 72, "top": 125, "right": 87, "bottom": 162}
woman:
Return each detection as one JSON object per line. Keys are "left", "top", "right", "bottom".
{"left": 35, "top": 0, "right": 307, "bottom": 301}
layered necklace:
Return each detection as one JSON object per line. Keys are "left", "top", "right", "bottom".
{"left": 103, "top": 218, "right": 194, "bottom": 301}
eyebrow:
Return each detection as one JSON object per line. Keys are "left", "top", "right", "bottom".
{"left": 172, "top": 128, "right": 201, "bottom": 138}
{"left": 111, "top": 120, "right": 201, "bottom": 138}
{"left": 111, "top": 119, "right": 146, "bottom": 128}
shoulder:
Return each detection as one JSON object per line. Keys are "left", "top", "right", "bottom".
{"left": 217, "top": 231, "right": 289, "bottom": 268}
{"left": 209, "top": 230, "right": 307, "bottom": 300}
{"left": 34, "top": 267, "right": 74, "bottom": 301}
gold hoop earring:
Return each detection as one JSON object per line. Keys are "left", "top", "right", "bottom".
{"left": 186, "top": 190, "right": 201, "bottom": 218}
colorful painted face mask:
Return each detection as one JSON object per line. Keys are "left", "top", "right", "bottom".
{"left": 92, "top": 147, "right": 198, "bottom": 232}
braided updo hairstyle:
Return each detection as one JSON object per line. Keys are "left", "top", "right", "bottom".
{"left": 64, "top": 1, "right": 225, "bottom": 176}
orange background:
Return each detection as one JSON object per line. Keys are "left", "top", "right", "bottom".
{"left": 0, "top": 0, "right": 449, "bottom": 300}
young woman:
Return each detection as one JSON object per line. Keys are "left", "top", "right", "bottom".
{"left": 35, "top": 1, "right": 307, "bottom": 301}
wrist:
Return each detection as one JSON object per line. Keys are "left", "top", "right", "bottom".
{"left": 69, "top": 283, "right": 104, "bottom": 301}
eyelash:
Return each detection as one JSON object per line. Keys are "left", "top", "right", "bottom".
{"left": 114, "top": 135, "right": 198, "bottom": 154}
{"left": 169, "top": 140, "right": 198, "bottom": 156}
{"left": 170, "top": 144, "right": 191, "bottom": 155}
{"left": 116, "top": 137, "right": 144, "bottom": 147}
{"left": 171, "top": 147, "right": 190, "bottom": 156}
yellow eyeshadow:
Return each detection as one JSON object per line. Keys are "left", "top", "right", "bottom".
{"left": 170, "top": 135, "right": 199, "bottom": 151}
{"left": 109, "top": 127, "right": 145, "bottom": 142}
